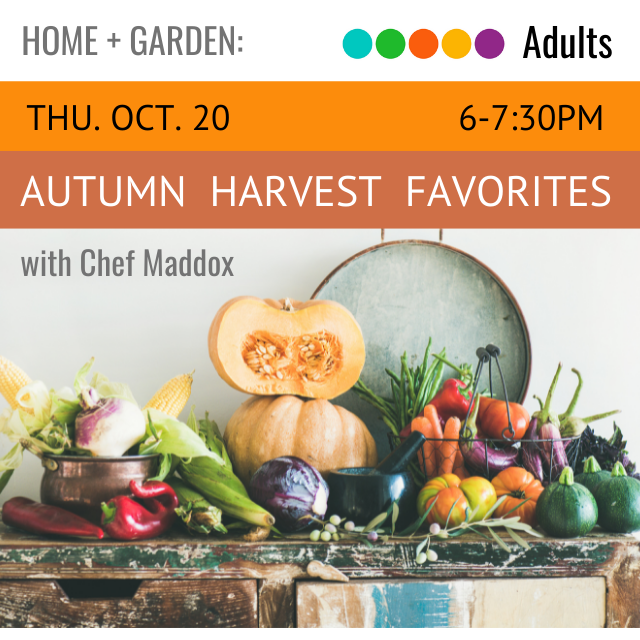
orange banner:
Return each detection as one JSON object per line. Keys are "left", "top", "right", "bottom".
{"left": 1, "top": 82, "right": 637, "bottom": 152}
{"left": 3, "top": 150, "right": 636, "bottom": 228}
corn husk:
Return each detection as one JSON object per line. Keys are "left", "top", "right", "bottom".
{"left": 168, "top": 477, "right": 227, "bottom": 535}
{"left": 179, "top": 456, "right": 275, "bottom": 528}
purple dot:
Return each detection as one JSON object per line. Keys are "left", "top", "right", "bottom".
{"left": 475, "top": 29, "right": 504, "bottom": 59}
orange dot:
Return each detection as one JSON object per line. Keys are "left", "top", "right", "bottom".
{"left": 409, "top": 29, "right": 439, "bottom": 59}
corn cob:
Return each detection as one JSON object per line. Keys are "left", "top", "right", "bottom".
{"left": 0, "top": 356, "right": 33, "bottom": 411}
{"left": 143, "top": 370, "right": 194, "bottom": 417}
{"left": 179, "top": 457, "right": 276, "bottom": 528}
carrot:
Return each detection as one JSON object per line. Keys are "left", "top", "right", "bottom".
{"left": 452, "top": 447, "right": 466, "bottom": 479}
{"left": 423, "top": 404, "right": 443, "bottom": 473}
{"left": 456, "top": 466, "right": 470, "bottom": 479}
{"left": 439, "top": 417, "right": 461, "bottom": 476}
{"left": 410, "top": 417, "right": 437, "bottom": 479}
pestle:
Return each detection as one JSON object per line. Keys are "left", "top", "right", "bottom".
{"left": 368, "top": 430, "right": 427, "bottom": 475}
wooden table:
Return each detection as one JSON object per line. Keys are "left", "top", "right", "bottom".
{"left": 0, "top": 522, "right": 638, "bottom": 628}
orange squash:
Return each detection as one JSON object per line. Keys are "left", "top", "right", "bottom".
{"left": 491, "top": 467, "right": 543, "bottom": 527}
{"left": 223, "top": 395, "right": 378, "bottom": 487}
{"left": 209, "top": 297, "right": 366, "bottom": 399}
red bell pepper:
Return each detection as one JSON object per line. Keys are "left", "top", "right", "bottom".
{"left": 101, "top": 480, "right": 179, "bottom": 541}
{"left": 2, "top": 497, "right": 104, "bottom": 539}
{"left": 430, "top": 378, "right": 473, "bottom": 422}
{"left": 427, "top": 355, "right": 476, "bottom": 422}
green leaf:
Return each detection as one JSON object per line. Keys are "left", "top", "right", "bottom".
{"left": 483, "top": 495, "right": 507, "bottom": 520}
{"left": 488, "top": 526, "right": 512, "bottom": 553}
{"left": 90, "top": 372, "right": 137, "bottom": 405}
{"left": 467, "top": 504, "right": 480, "bottom": 522}
{"left": 198, "top": 413, "right": 229, "bottom": 463}
{"left": 73, "top": 358, "right": 95, "bottom": 395}
{"left": 0, "top": 469, "right": 14, "bottom": 495}
{"left": 505, "top": 527, "right": 531, "bottom": 550}
{"left": 496, "top": 522, "right": 544, "bottom": 537}
{"left": 416, "top": 537, "right": 429, "bottom": 555}
{"left": 50, "top": 394, "right": 81, "bottom": 429}
{"left": 464, "top": 526, "right": 492, "bottom": 540}
{"left": 146, "top": 413, "right": 160, "bottom": 441}
{"left": 0, "top": 443, "right": 24, "bottom": 473}
{"left": 148, "top": 453, "right": 173, "bottom": 482}
{"left": 139, "top": 410, "right": 223, "bottom": 463}
{"left": 500, "top": 497, "right": 531, "bottom": 518}
{"left": 444, "top": 496, "right": 462, "bottom": 530}
{"left": 479, "top": 517, "right": 521, "bottom": 527}
{"left": 186, "top": 406, "right": 199, "bottom": 434}
{"left": 398, "top": 496, "right": 438, "bottom": 537}
{"left": 391, "top": 502, "right": 399, "bottom": 536}
{"left": 363, "top": 511, "right": 390, "bottom": 533}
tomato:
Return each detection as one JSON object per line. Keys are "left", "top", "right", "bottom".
{"left": 417, "top": 473, "right": 496, "bottom": 526}
{"left": 458, "top": 476, "right": 497, "bottom": 521}
{"left": 416, "top": 474, "right": 460, "bottom": 515}
{"left": 425, "top": 487, "right": 469, "bottom": 527}
{"left": 478, "top": 397, "right": 530, "bottom": 441}
{"left": 491, "top": 467, "right": 543, "bottom": 527}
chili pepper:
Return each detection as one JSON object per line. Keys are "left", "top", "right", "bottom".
{"left": 101, "top": 479, "right": 179, "bottom": 541}
{"left": 2, "top": 497, "right": 104, "bottom": 539}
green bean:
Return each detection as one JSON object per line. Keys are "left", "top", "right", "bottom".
{"left": 402, "top": 357, "right": 416, "bottom": 405}
{"left": 385, "top": 369, "right": 401, "bottom": 385}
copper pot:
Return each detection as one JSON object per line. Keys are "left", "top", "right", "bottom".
{"left": 40, "top": 454, "right": 159, "bottom": 525}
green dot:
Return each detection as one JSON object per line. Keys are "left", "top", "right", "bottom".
{"left": 376, "top": 29, "right": 405, "bottom": 59}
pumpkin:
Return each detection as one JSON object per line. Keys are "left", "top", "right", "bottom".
{"left": 223, "top": 395, "right": 377, "bottom": 487}
{"left": 209, "top": 297, "right": 366, "bottom": 399}
{"left": 491, "top": 467, "right": 544, "bottom": 527}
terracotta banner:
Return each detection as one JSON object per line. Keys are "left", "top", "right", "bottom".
{"left": 1, "top": 82, "right": 637, "bottom": 152}
{"left": 2, "top": 150, "right": 636, "bottom": 228}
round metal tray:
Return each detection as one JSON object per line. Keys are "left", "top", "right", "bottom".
{"left": 312, "top": 240, "right": 532, "bottom": 457}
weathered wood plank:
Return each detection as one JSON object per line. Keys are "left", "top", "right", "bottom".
{"left": 0, "top": 579, "right": 257, "bottom": 628}
{"left": 605, "top": 541, "right": 640, "bottom": 628}
{"left": 297, "top": 578, "right": 606, "bottom": 628}
{"left": 0, "top": 523, "right": 633, "bottom": 582}
{"left": 258, "top": 579, "right": 296, "bottom": 628}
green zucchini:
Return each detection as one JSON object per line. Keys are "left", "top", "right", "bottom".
{"left": 536, "top": 467, "right": 598, "bottom": 538}
{"left": 574, "top": 456, "right": 611, "bottom": 496}
{"left": 594, "top": 462, "right": 640, "bottom": 533}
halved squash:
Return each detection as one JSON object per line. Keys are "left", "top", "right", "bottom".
{"left": 209, "top": 297, "right": 365, "bottom": 399}
{"left": 223, "top": 395, "right": 378, "bottom": 487}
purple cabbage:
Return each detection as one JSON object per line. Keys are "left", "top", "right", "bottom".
{"left": 248, "top": 456, "right": 329, "bottom": 532}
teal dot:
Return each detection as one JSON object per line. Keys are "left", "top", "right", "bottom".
{"left": 376, "top": 29, "right": 405, "bottom": 59}
{"left": 343, "top": 29, "right": 372, "bottom": 59}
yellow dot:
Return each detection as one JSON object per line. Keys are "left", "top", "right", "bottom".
{"left": 442, "top": 29, "right": 471, "bottom": 59}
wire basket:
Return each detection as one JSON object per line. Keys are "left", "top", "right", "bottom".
{"left": 388, "top": 344, "right": 581, "bottom": 486}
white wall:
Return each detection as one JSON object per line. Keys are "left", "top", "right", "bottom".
{"left": 1, "top": 227, "right": 637, "bottom": 500}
